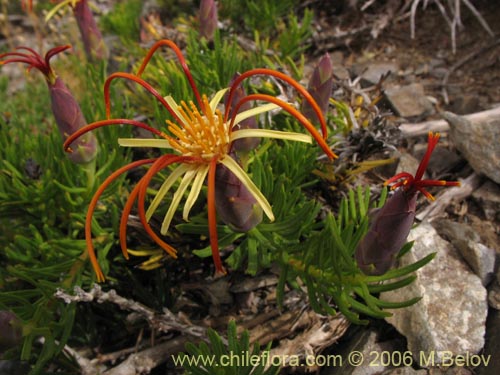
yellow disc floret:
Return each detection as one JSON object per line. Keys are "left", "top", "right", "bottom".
{"left": 166, "top": 95, "right": 230, "bottom": 161}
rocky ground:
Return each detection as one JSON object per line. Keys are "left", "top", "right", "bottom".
{"left": 316, "top": 2, "right": 500, "bottom": 375}
{"left": 1, "top": 1, "right": 499, "bottom": 374}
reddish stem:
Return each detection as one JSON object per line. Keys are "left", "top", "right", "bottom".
{"left": 135, "top": 154, "right": 189, "bottom": 257}
{"left": 103, "top": 72, "right": 182, "bottom": 123}
{"left": 86, "top": 158, "right": 156, "bottom": 282}
{"left": 135, "top": 40, "right": 204, "bottom": 112}
{"left": 230, "top": 93, "right": 337, "bottom": 159}
{"left": 224, "top": 68, "right": 329, "bottom": 139}
{"left": 63, "top": 118, "right": 167, "bottom": 154}
{"left": 207, "top": 156, "right": 226, "bottom": 275}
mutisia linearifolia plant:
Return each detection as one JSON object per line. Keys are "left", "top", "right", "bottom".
{"left": 63, "top": 39, "right": 337, "bottom": 282}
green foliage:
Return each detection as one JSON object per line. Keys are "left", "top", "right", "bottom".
{"left": 186, "top": 30, "right": 250, "bottom": 92}
{"left": 281, "top": 186, "right": 435, "bottom": 324}
{"left": 0, "top": 61, "right": 133, "bottom": 373}
{"left": 180, "top": 320, "right": 280, "bottom": 375}
{"left": 220, "top": 0, "right": 299, "bottom": 36}
{"left": 275, "top": 8, "right": 313, "bottom": 60}
{"left": 100, "top": 0, "right": 142, "bottom": 41}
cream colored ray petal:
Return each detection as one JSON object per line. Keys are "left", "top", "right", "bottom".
{"left": 147, "top": 164, "right": 191, "bottom": 221}
{"left": 118, "top": 138, "right": 173, "bottom": 148}
{"left": 209, "top": 88, "right": 229, "bottom": 112}
{"left": 230, "top": 129, "right": 312, "bottom": 144}
{"left": 160, "top": 168, "right": 198, "bottom": 235}
{"left": 232, "top": 103, "right": 280, "bottom": 126}
{"left": 182, "top": 165, "right": 209, "bottom": 221}
{"left": 164, "top": 96, "right": 187, "bottom": 127}
{"left": 220, "top": 156, "right": 275, "bottom": 222}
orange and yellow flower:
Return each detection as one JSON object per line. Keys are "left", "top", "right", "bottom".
{"left": 64, "top": 39, "right": 336, "bottom": 281}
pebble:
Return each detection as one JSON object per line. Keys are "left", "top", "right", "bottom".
{"left": 472, "top": 180, "right": 500, "bottom": 222}
{"left": 385, "top": 83, "right": 434, "bottom": 119}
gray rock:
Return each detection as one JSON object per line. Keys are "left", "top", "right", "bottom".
{"left": 357, "top": 61, "right": 398, "bottom": 86}
{"left": 381, "top": 224, "right": 487, "bottom": 365}
{"left": 444, "top": 111, "right": 500, "bottom": 184}
{"left": 472, "top": 180, "right": 500, "bottom": 222}
{"left": 385, "top": 83, "right": 434, "bottom": 118}
{"left": 321, "top": 329, "right": 399, "bottom": 375}
{"left": 432, "top": 219, "right": 496, "bottom": 286}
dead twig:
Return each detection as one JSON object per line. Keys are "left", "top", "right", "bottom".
{"left": 55, "top": 285, "right": 207, "bottom": 339}
{"left": 409, "top": 0, "right": 494, "bottom": 55}
{"left": 399, "top": 105, "right": 500, "bottom": 137}
{"left": 103, "top": 336, "right": 189, "bottom": 375}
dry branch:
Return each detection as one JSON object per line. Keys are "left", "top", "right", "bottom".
{"left": 399, "top": 106, "right": 500, "bottom": 137}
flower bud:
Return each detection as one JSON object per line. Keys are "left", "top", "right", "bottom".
{"left": 199, "top": 0, "right": 218, "bottom": 41}
{"left": 0, "top": 311, "right": 22, "bottom": 353}
{"left": 225, "top": 73, "right": 260, "bottom": 154}
{"left": 302, "top": 53, "right": 333, "bottom": 121}
{"left": 215, "top": 156, "right": 263, "bottom": 232}
{"left": 73, "top": 0, "right": 109, "bottom": 62}
{"left": 0, "top": 45, "right": 98, "bottom": 164}
{"left": 50, "top": 77, "right": 97, "bottom": 164}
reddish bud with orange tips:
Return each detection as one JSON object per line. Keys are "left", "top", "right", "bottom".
{"left": 355, "top": 132, "right": 460, "bottom": 275}
{"left": 0, "top": 45, "right": 97, "bottom": 164}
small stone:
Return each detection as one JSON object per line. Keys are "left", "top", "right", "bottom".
{"left": 472, "top": 180, "right": 500, "bottom": 222}
{"left": 385, "top": 83, "right": 434, "bottom": 119}
{"left": 356, "top": 61, "right": 399, "bottom": 86}
{"left": 395, "top": 152, "right": 420, "bottom": 176}
{"left": 381, "top": 368, "right": 427, "bottom": 375}
{"left": 432, "top": 219, "right": 496, "bottom": 286}
{"left": 444, "top": 111, "right": 500, "bottom": 184}
{"left": 381, "top": 224, "right": 487, "bottom": 365}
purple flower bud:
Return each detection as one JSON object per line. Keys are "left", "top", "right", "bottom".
{"left": 355, "top": 132, "right": 461, "bottom": 275}
{"left": 0, "top": 311, "right": 22, "bottom": 352}
{"left": 0, "top": 45, "right": 98, "bottom": 164}
{"left": 50, "top": 77, "right": 97, "bottom": 164}
{"left": 215, "top": 156, "right": 263, "bottom": 232}
{"left": 73, "top": 0, "right": 109, "bottom": 62}
{"left": 225, "top": 73, "right": 260, "bottom": 153}
{"left": 302, "top": 53, "right": 333, "bottom": 121}
{"left": 355, "top": 189, "right": 417, "bottom": 275}
{"left": 199, "top": 0, "right": 218, "bottom": 41}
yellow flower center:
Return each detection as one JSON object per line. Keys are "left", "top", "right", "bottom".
{"left": 166, "top": 95, "right": 230, "bottom": 161}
